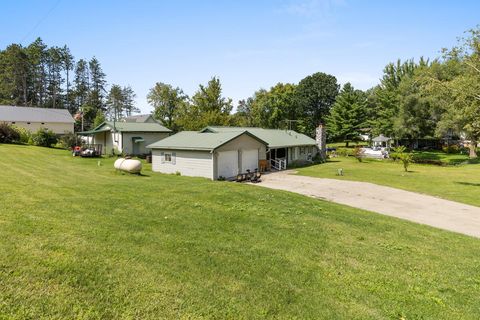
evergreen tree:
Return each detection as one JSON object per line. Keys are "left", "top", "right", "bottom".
{"left": 327, "top": 83, "right": 367, "bottom": 145}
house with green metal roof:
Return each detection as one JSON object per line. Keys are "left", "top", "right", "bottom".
{"left": 79, "top": 119, "right": 171, "bottom": 155}
{"left": 146, "top": 126, "right": 319, "bottom": 180}
{"left": 201, "top": 126, "right": 318, "bottom": 170}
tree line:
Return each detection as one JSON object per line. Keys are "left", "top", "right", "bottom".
{"left": 149, "top": 27, "right": 480, "bottom": 158}
{"left": 148, "top": 72, "right": 339, "bottom": 135}
{"left": 0, "top": 38, "right": 138, "bottom": 130}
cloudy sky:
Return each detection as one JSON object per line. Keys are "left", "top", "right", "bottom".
{"left": 2, "top": 0, "right": 479, "bottom": 112}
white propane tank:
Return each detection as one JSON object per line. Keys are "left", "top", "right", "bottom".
{"left": 114, "top": 158, "right": 142, "bottom": 174}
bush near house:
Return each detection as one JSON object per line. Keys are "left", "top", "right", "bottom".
{"left": 57, "top": 132, "right": 82, "bottom": 150}
{"left": 31, "top": 128, "right": 58, "bottom": 147}
{"left": 0, "top": 123, "right": 20, "bottom": 143}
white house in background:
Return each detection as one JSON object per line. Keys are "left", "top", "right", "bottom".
{"left": 79, "top": 119, "right": 171, "bottom": 155}
{"left": 0, "top": 105, "right": 74, "bottom": 134}
{"left": 147, "top": 126, "right": 318, "bottom": 180}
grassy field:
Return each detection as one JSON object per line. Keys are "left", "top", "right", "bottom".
{"left": 297, "top": 155, "right": 480, "bottom": 207}
{"left": 1, "top": 144, "right": 480, "bottom": 319}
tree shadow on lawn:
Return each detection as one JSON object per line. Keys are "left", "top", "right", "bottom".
{"left": 455, "top": 181, "right": 480, "bottom": 187}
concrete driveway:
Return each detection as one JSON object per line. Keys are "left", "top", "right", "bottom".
{"left": 255, "top": 170, "right": 480, "bottom": 238}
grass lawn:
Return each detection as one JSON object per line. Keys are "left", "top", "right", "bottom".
{"left": 297, "top": 155, "right": 480, "bottom": 207}
{"left": 1, "top": 144, "right": 480, "bottom": 319}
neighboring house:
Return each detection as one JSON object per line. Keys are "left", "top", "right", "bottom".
{"left": 123, "top": 114, "right": 159, "bottom": 123}
{"left": 79, "top": 121, "right": 171, "bottom": 155}
{"left": 147, "top": 126, "right": 318, "bottom": 180}
{"left": 0, "top": 105, "right": 74, "bottom": 134}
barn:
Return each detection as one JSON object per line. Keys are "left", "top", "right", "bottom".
{"left": 0, "top": 105, "right": 74, "bottom": 134}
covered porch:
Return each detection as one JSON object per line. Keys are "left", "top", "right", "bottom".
{"left": 267, "top": 147, "right": 288, "bottom": 170}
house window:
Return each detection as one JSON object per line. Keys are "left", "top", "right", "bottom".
{"left": 164, "top": 153, "right": 172, "bottom": 162}
{"left": 300, "top": 147, "right": 305, "bottom": 155}
{"left": 27, "top": 122, "right": 31, "bottom": 124}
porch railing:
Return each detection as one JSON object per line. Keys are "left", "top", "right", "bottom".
{"left": 271, "top": 158, "right": 287, "bottom": 171}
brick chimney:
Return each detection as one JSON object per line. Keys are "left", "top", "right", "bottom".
{"left": 315, "top": 123, "right": 326, "bottom": 159}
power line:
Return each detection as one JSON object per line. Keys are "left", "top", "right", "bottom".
{"left": 20, "top": 0, "right": 62, "bottom": 44}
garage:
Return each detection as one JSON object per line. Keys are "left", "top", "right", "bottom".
{"left": 147, "top": 130, "right": 268, "bottom": 180}
{"left": 217, "top": 150, "right": 239, "bottom": 179}
{"left": 241, "top": 149, "right": 259, "bottom": 172}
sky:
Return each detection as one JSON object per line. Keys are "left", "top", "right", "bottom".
{"left": 1, "top": 0, "right": 479, "bottom": 113}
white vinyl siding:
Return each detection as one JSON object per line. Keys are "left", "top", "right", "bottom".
{"left": 152, "top": 149, "right": 213, "bottom": 179}
{"left": 7, "top": 121, "right": 73, "bottom": 134}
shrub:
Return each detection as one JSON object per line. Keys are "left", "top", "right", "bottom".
{"left": 442, "top": 145, "right": 460, "bottom": 154}
{"left": 11, "top": 125, "right": 31, "bottom": 144}
{"left": 58, "top": 132, "right": 82, "bottom": 149}
{"left": 288, "top": 159, "right": 312, "bottom": 168}
{"left": 336, "top": 148, "right": 353, "bottom": 157}
{"left": 0, "top": 123, "right": 20, "bottom": 143}
{"left": 353, "top": 146, "right": 364, "bottom": 162}
{"left": 31, "top": 128, "right": 57, "bottom": 147}
{"left": 392, "top": 146, "right": 413, "bottom": 172}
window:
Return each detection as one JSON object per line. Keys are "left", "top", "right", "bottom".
{"left": 27, "top": 122, "right": 31, "bottom": 124}
{"left": 41, "top": 122, "right": 45, "bottom": 125}
{"left": 164, "top": 153, "right": 172, "bottom": 162}
{"left": 300, "top": 147, "right": 305, "bottom": 155}
{"left": 11, "top": 122, "right": 15, "bottom": 124}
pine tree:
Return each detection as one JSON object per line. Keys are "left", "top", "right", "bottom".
{"left": 327, "top": 83, "right": 367, "bottom": 146}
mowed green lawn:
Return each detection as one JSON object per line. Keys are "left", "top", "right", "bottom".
{"left": 1, "top": 144, "right": 480, "bottom": 319}
{"left": 297, "top": 155, "right": 480, "bottom": 207}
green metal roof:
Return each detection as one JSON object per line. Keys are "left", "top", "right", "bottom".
{"left": 78, "top": 121, "right": 171, "bottom": 135}
{"left": 146, "top": 130, "right": 267, "bottom": 151}
{"left": 201, "top": 126, "right": 317, "bottom": 148}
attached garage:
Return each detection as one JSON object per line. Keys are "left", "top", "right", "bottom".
{"left": 147, "top": 130, "right": 268, "bottom": 180}
{"left": 217, "top": 150, "right": 239, "bottom": 179}
{"left": 241, "top": 149, "right": 259, "bottom": 173}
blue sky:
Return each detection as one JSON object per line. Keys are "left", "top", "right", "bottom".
{"left": 2, "top": 0, "right": 479, "bottom": 113}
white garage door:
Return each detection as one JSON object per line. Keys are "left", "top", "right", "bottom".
{"left": 241, "top": 149, "right": 258, "bottom": 173}
{"left": 217, "top": 150, "right": 238, "bottom": 178}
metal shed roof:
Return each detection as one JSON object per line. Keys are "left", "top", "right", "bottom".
{"left": 0, "top": 105, "right": 74, "bottom": 123}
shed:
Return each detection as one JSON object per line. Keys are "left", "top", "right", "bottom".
{"left": 147, "top": 130, "right": 268, "bottom": 180}
{"left": 0, "top": 105, "right": 74, "bottom": 134}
